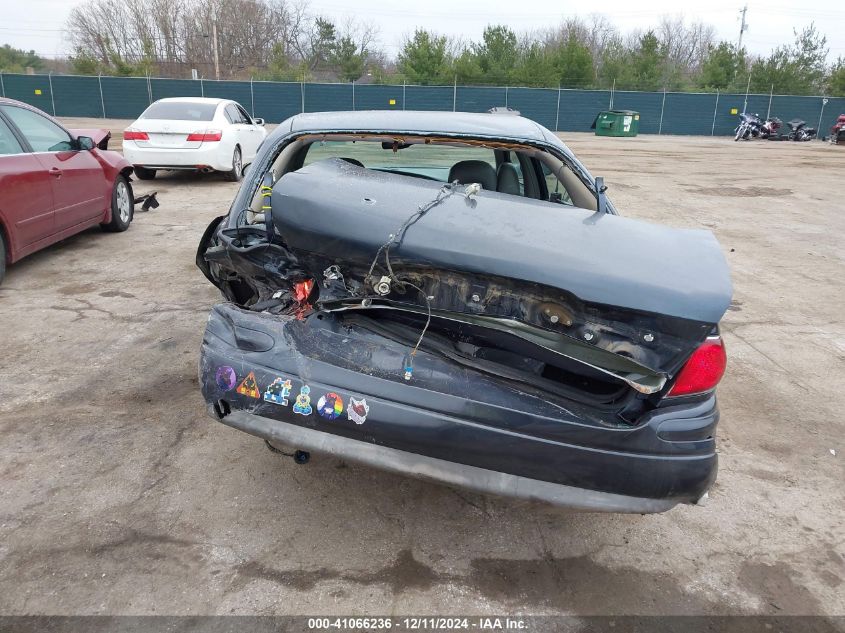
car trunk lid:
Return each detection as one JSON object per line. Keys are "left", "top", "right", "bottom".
{"left": 128, "top": 120, "right": 209, "bottom": 149}
{"left": 206, "top": 157, "right": 732, "bottom": 402}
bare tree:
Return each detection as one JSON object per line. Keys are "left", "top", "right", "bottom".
{"left": 67, "top": 0, "right": 313, "bottom": 78}
{"left": 657, "top": 15, "right": 715, "bottom": 75}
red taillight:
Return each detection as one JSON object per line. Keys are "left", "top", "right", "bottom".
{"left": 667, "top": 337, "right": 727, "bottom": 397}
{"left": 123, "top": 129, "right": 148, "bottom": 141}
{"left": 186, "top": 130, "right": 222, "bottom": 142}
{"left": 293, "top": 279, "right": 315, "bottom": 303}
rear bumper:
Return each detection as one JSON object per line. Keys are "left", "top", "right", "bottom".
{"left": 122, "top": 142, "right": 232, "bottom": 171}
{"left": 216, "top": 408, "right": 678, "bottom": 513}
{"left": 200, "top": 303, "right": 719, "bottom": 512}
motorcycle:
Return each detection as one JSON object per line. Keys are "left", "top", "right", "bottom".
{"left": 829, "top": 114, "right": 845, "bottom": 145}
{"left": 734, "top": 112, "right": 762, "bottom": 141}
{"left": 734, "top": 113, "right": 782, "bottom": 141}
{"left": 761, "top": 116, "right": 782, "bottom": 139}
{"left": 786, "top": 119, "right": 817, "bottom": 141}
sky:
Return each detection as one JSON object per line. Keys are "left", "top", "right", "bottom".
{"left": 2, "top": 0, "right": 844, "bottom": 63}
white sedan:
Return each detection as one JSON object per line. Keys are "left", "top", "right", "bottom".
{"left": 122, "top": 97, "right": 266, "bottom": 181}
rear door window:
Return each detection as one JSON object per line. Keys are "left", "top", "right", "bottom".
{"left": 224, "top": 104, "right": 239, "bottom": 124}
{"left": 0, "top": 116, "right": 24, "bottom": 155}
{"left": 140, "top": 101, "right": 217, "bottom": 121}
{"left": 235, "top": 104, "right": 252, "bottom": 124}
{"left": 1, "top": 106, "right": 73, "bottom": 152}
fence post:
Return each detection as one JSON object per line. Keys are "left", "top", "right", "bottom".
{"left": 0, "top": 72, "right": 5, "bottom": 98}
{"left": 146, "top": 73, "right": 152, "bottom": 105}
{"left": 98, "top": 74, "right": 106, "bottom": 118}
{"left": 554, "top": 84, "right": 561, "bottom": 132}
{"left": 711, "top": 90, "right": 719, "bottom": 136}
{"left": 452, "top": 75, "right": 457, "bottom": 112}
{"left": 200, "top": 77, "right": 204, "bottom": 97}
{"left": 249, "top": 76, "right": 255, "bottom": 117}
{"left": 402, "top": 80, "right": 406, "bottom": 110}
{"left": 658, "top": 87, "right": 666, "bottom": 135}
{"left": 300, "top": 82, "right": 305, "bottom": 113}
{"left": 817, "top": 97, "right": 828, "bottom": 138}
{"left": 505, "top": 86, "right": 508, "bottom": 108}
{"left": 742, "top": 73, "right": 751, "bottom": 113}
{"left": 352, "top": 80, "right": 355, "bottom": 111}
{"left": 766, "top": 84, "right": 773, "bottom": 119}
{"left": 48, "top": 72, "right": 56, "bottom": 116}
{"left": 609, "top": 78, "right": 615, "bottom": 110}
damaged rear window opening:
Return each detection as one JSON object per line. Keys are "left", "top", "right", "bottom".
{"left": 196, "top": 111, "right": 732, "bottom": 512}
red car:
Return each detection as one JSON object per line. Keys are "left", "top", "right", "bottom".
{"left": 0, "top": 97, "right": 134, "bottom": 285}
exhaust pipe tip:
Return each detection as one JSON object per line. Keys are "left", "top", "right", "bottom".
{"left": 212, "top": 399, "right": 231, "bottom": 419}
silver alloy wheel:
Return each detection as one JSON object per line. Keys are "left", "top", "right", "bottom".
{"left": 116, "top": 180, "right": 131, "bottom": 223}
{"left": 233, "top": 149, "right": 242, "bottom": 176}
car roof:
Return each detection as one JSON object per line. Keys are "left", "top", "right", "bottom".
{"left": 0, "top": 97, "right": 69, "bottom": 129}
{"left": 0, "top": 96, "right": 44, "bottom": 110}
{"left": 286, "top": 110, "right": 550, "bottom": 142}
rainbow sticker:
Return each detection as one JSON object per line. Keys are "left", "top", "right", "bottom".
{"left": 317, "top": 392, "right": 343, "bottom": 420}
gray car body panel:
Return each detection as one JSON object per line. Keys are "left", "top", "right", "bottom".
{"left": 272, "top": 158, "right": 732, "bottom": 324}
{"left": 218, "top": 408, "right": 679, "bottom": 513}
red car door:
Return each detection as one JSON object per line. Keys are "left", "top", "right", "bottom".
{"left": 0, "top": 113, "right": 55, "bottom": 254}
{"left": 1, "top": 105, "right": 106, "bottom": 233}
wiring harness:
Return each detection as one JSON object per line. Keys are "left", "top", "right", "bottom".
{"left": 364, "top": 181, "right": 481, "bottom": 381}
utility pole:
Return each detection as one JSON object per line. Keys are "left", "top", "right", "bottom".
{"left": 737, "top": 5, "right": 748, "bottom": 51}
{"left": 212, "top": 20, "right": 220, "bottom": 81}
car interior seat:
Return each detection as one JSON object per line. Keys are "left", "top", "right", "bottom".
{"left": 496, "top": 163, "right": 521, "bottom": 195}
{"left": 447, "top": 160, "right": 497, "bottom": 191}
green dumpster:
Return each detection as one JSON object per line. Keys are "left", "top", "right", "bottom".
{"left": 594, "top": 110, "right": 640, "bottom": 137}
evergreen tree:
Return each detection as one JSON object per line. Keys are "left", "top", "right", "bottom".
{"left": 699, "top": 42, "right": 747, "bottom": 90}
{"left": 397, "top": 30, "right": 451, "bottom": 85}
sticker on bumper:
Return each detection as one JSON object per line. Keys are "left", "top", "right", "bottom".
{"left": 317, "top": 392, "right": 343, "bottom": 419}
{"left": 292, "top": 386, "right": 312, "bottom": 415}
{"left": 236, "top": 371, "right": 260, "bottom": 399}
{"left": 264, "top": 377, "right": 292, "bottom": 406}
{"left": 215, "top": 366, "right": 237, "bottom": 391}
{"left": 347, "top": 397, "right": 369, "bottom": 425}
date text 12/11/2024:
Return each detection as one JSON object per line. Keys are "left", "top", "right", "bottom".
{"left": 307, "top": 617, "right": 528, "bottom": 630}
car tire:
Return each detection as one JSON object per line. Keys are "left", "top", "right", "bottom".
{"left": 101, "top": 175, "right": 134, "bottom": 233}
{"left": 223, "top": 147, "right": 242, "bottom": 182}
{"left": 0, "top": 231, "right": 6, "bottom": 287}
{"left": 134, "top": 166, "right": 156, "bottom": 180}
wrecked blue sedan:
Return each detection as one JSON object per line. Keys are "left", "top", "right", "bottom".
{"left": 196, "top": 111, "right": 731, "bottom": 513}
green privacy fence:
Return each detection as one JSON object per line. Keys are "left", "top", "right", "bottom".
{"left": 1, "top": 72, "right": 843, "bottom": 137}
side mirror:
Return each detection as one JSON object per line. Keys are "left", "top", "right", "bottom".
{"left": 594, "top": 176, "right": 608, "bottom": 213}
{"left": 77, "top": 136, "right": 95, "bottom": 151}
{"left": 253, "top": 118, "right": 265, "bottom": 126}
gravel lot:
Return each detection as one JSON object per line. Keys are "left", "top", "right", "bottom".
{"left": 0, "top": 119, "right": 843, "bottom": 616}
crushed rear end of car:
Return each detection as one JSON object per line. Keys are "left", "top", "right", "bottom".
{"left": 196, "top": 122, "right": 732, "bottom": 513}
